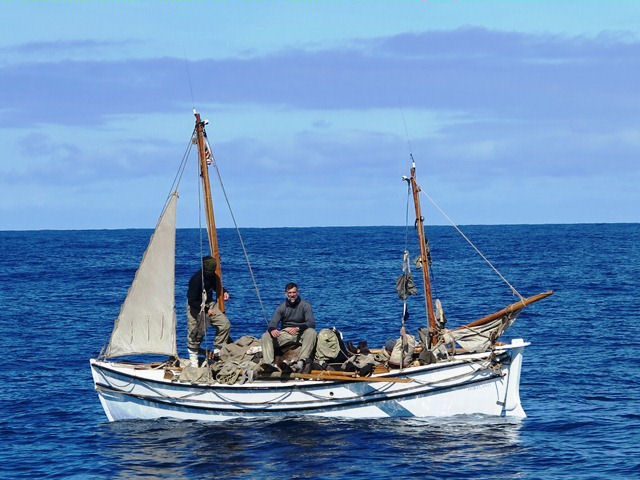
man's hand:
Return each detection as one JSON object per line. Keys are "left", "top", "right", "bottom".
{"left": 283, "top": 327, "right": 299, "bottom": 335}
{"left": 223, "top": 292, "right": 230, "bottom": 301}
{"left": 270, "top": 329, "right": 280, "bottom": 338}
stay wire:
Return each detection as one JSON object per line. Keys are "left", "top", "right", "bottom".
{"left": 400, "top": 110, "right": 414, "bottom": 161}
{"left": 404, "top": 177, "right": 411, "bottom": 253}
{"left": 164, "top": 132, "right": 193, "bottom": 208}
{"left": 205, "top": 137, "right": 270, "bottom": 325}
{"left": 183, "top": 49, "right": 196, "bottom": 112}
{"left": 192, "top": 127, "right": 207, "bottom": 265}
{"left": 418, "top": 188, "right": 524, "bottom": 301}
{"left": 402, "top": 153, "right": 440, "bottom": 317}
{"left": 400, "top": 158, "right": 412, "bottom": 349}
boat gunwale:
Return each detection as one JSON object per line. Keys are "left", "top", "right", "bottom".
{"left": 94, "top": 368, "right": 506, "bottom": 415}
{"left": 89, "top": 345, "right": 519, "bottom": 393}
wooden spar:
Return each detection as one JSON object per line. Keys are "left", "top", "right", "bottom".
{"left": 259, "top": 371, "right": 413, "bottom": 383}
{"left": 194, "top": 111, "right": 225, "bottom": 312}
{"left": 409, "top": 162, "right": 437, "bottom": 345}
{"left": 456, "top": 290, "right": 554, "bottom": 331}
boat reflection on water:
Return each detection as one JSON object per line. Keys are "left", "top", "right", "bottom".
{"left": 97, "top": 415, "right": 524, "bottom": 478}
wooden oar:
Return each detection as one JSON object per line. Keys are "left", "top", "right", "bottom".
{"left": 259, "top": 371, "right": 412, "bottom": 383}
{"left": 308, "top": 369, "right": 360, "bottom": 376}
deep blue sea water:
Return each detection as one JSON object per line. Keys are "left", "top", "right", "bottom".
{"left": 1, "top": 224, "right": 639, "bottom": 479}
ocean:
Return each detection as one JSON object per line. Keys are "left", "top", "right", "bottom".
{"left": 1, "top": 224, "right": 638, "bottom": 479}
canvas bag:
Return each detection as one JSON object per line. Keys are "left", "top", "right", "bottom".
{"left": 388, "top": 334, "right": 415, "bottom": 368}
{"left": 218, "top": 335, "right": 261, "bottom": 363}
{"left": 314, "top": 328, "right": 341, "bottom": 362}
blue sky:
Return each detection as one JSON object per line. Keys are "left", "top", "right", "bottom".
{"left": 1, "top": 0, "right": 639, "bottom": 229}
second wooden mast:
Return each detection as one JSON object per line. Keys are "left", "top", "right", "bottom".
{"left": 409, "top": 162, "right": 437, "bottom": 345}
{"left": 194, "top": 111, "right": 225, "bottom": 312}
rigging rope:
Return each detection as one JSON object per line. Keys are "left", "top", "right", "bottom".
{"left": 166, "top": 133, "right": 193, "bottom": 207}
{"left": 404, "top": 174, "right": 411, "bottom": 253}
{"left": 204, "top": 136, "right": 269, "bottom": 325}
{"left": 418, "top": 188, "right": 524, "bottom": 302}
{"left": 399, "top": 179, "right": 413, "bottom": 367}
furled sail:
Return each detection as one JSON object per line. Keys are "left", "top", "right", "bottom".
{"left": 105, "top": 192, "right": 178, "bottom": 358}
{"left": 442, "top": 308, "right": 523, "bottom": 353}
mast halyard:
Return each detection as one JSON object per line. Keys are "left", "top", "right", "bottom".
{"left": 194, "top": 111, "right": 225, "bottom": 312}
{"left": 409, "top": 161, "right": 437, "bottom": 345}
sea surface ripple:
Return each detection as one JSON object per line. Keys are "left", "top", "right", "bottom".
{"left": 0, "top": 224, "right": 638, "bottom": 479}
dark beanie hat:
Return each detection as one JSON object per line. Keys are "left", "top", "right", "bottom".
{"left": 202, "top": 256, "right": 217, "bottom": 275}
{"left": 385, "top": 339, "right": 396, "bottom": 352}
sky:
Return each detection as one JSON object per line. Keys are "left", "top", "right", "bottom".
{"left": 1, "top": 0, "right": 639, "bottom": 230}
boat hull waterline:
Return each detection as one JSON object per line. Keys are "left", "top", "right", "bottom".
{"left": 90, "top": 339, "right": 528, "bottom": 422}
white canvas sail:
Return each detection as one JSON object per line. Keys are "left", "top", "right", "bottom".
{"left": 105, "top": 192, "right": 178, "bottom": 358}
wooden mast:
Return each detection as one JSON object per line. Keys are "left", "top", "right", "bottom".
{"left": 194, "top": 111, "right": 225, "bottom": 312}
{"left": 409, "top": 161, "right": 437, "bottom": 345}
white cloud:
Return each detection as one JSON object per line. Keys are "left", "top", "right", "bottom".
{"left": 1, "top": 27, "right": 639, "bottom": 228}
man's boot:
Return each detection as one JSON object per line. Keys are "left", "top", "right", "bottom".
{"left": 188, "top": 348, "right": 200, "bottom": 367}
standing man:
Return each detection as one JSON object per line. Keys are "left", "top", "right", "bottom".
{"left": 186, "top": 256, "right": 231, "bottom": 366}
{"left": 261, "top": 282, "right": 316, "bottom": 373}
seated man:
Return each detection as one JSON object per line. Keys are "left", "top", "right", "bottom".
{"left": 261, "top": 282, "right": 316, "bottom": 373}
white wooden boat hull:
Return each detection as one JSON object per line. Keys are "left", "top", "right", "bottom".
{"left": 90, "top": 339, "right": 528, "bottom": 422}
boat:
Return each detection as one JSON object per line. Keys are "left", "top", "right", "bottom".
{"left": 90, "top": 111, "right": 552, "bottom": 422}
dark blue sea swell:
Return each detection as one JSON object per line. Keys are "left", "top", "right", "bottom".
{"left": 0, "top": 224, "right": 638, "bottom": 479}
